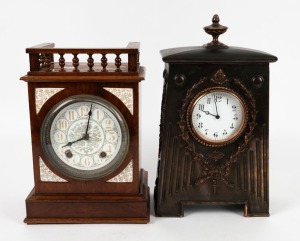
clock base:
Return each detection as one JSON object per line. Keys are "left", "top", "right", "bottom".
{"left": 24, "top": 169, "right": 150, "bottom": 224}
{"left": 155, "top": 200, "right": 270, "bottom": 218}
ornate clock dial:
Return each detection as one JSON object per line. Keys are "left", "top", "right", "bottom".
{"left": 41, "top": 95, "right": 129, "bottom": 180}
{"left": 188, "top": 88, "right": 247, "bottom": 146}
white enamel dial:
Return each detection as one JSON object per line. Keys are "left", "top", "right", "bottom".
{"left": 190, "top": 89, "right": 246, "bottom": 145}
{"left": 41, "top": 95, "right": 129, "bottom": 180}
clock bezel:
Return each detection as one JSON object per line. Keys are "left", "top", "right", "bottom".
{"left": 41, "top": 94, "right": 130, "bottom": 181}
{"left": 187, "top": 87, "right": 248, "bottom": 147}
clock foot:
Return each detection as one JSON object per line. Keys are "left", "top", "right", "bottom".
{"left": 245, "top": 212, "right": 270, "bottom": 217}
{"left": 154, "top": 201, "right": 184, "bottom": 217}
{"left": 24, "top": 169, "right": 150, "bottom": 224}
{"left": 244, "top": 203, "right": 270, "bottom": 217}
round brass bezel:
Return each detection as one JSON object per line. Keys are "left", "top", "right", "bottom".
{"left": 187, "top": 87, "right": 248, "bottom": 147}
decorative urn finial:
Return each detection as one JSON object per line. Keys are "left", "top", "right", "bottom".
{"left": 203, "top": 14, "right": 228, "bottom": 48}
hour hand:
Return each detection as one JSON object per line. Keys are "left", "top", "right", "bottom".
{"left": 201, "top": 110, "right": 219, "bottom": 119}
{"left": 62, "top": 137, "right": 84, "bottom": 148}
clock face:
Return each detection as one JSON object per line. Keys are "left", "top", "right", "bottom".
{"left": 41, "top": 95, "right": 129, "bottom": 180}
{"left": 188, "top": 88, "right": 247, "bottom": 146}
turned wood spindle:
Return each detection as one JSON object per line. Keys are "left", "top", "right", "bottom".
{"left": 44, "top": 54, "right": 52, "bottom": 71}
{"left": 39, "top": 53, "right": 45, "bottom": 69}
{"left": 115, "top": 54, "right": 122, "bottom": 72}
{"left": 87, "top": 54, "right": 94, "bottom": 72}
{"left": 59, "top": 53, "right": 65, "bottom": 72}
{"left": 101, "top": 54, "right": 108, "bottom": 72}
{"left": 72, "top": 54, "right": 79, "bottom": 72}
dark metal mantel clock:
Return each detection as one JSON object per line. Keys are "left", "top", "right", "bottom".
{"left": 21, "top": 42, "right": 149, "bottom": 224}
{"left": 154, "top": 15, "right": 277, "bottom": 217}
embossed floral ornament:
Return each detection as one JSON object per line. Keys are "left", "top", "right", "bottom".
{"left": 35, "top": 88, "right": 64, "bottom": 114}
{"left": 69, "top": 121, "right": 104, "bottom": 154}
{"left": 211, "top": 69, "right": 229, "bottom": 85}
{"left": 207, "top": 151, "right": 225, "bottom": 162}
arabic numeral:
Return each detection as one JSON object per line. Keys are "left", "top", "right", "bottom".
{"left": 205, "top": 129, "right": 209, "bottom": 135}
{"left": 199, "top": 104, "right": 204, "bottom": 111}
{"left": 215, "top": 95, "right": 222, "bottom": 102}
{"left": 213, "top": 132, "right": 218, "bottom": 138}
{"left": 230, "top": 123, "right": 234, "bottom": 129}
{"left": 233, "top": 114, "right": 238, "bottom": 120}
{"left": 198, "top": 122, "right": 203, "bottom": 128}
{"left": 223, "top": 129, "right": 228, "bottom": 135}
{"left": 196, "top": 113, "right": 201, "bottom": 119}
{"left": 207, "top": 98, "right": 211, "bottom": 104}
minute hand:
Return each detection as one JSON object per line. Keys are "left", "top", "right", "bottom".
{"left": 85, "top": 104, "right": 93, "bottom": 135}
{"left": 213, "top": 95, "right": 220, "bottom": 119}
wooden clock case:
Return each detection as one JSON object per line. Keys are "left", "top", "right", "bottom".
{"left": 21, "top": 42, "right": 149, "bottom": 224}
{"left": 154, "top": 15, "right": 277, "bottom": 217}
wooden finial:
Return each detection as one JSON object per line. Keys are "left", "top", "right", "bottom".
{"left": 203, "top": 14, "right": 228, "bottom": 48}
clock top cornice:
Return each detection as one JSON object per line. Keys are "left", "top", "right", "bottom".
{"left": 161, "top": 14, "right": 277, "bottom": 64}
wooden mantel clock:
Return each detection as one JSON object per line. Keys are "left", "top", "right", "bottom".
{"left": 154, "top": 15, "right": 277, "bottom": 217}
{"left": 21, "top": 42, "right": 149, "bottom": 223}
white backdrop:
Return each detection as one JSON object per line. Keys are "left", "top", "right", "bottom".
{"left": 1, "top": 0, "right": 299, "bottom": 240}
